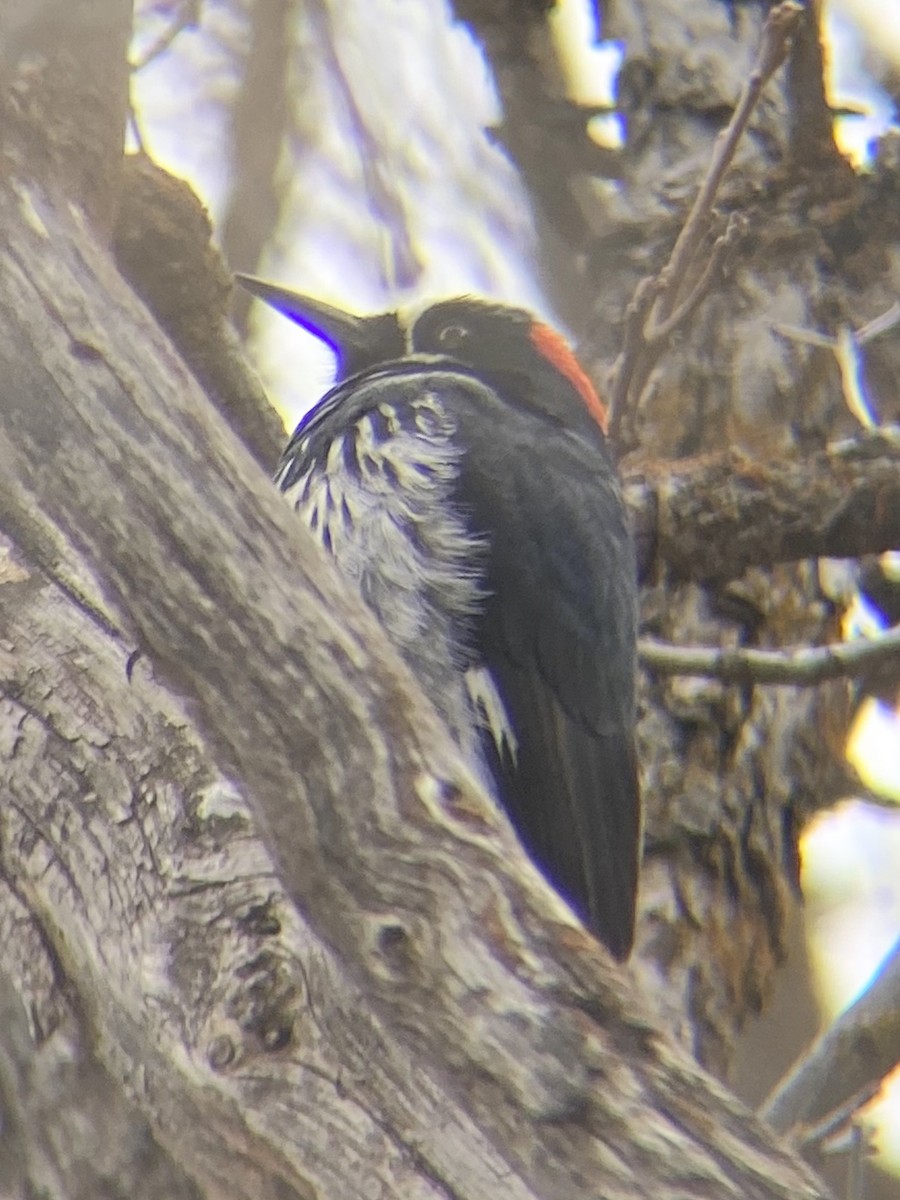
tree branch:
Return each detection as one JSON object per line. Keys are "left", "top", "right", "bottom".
{"left": 648, "top": 3, "right": 801, "bottom": 331}
{"left": 761, "top": 937, "right": 900, "bottom": 1141}
{"left": 130, "top": 0, "right": 201, "bottom": 71}
{"left": 639, "top": 624, "right": 900, "bottom": 686}
{"left": 626, "top": 435, "right": 900, "bottom": 583}
{"left": 222, "top": 0, "right": 293, "bottom": 335}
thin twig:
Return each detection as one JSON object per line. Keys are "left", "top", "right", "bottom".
{"left": 607, "top": 277, "right": 662, "bottom": 442}
{"left": 607, "top": 2, "right": 803, "bottom": 446}
{"left": 130, "top": 0, "right": 202, "bottom": 72}
{"left": 775, "top": 302, "right": 900, "bottom": 431}
{"left": 127, "top": 104, "right": 146, "bottom": 155}
{"left": 644, "top": 213, "right": 747, "bottom": 344}
{"left": 651, "top": 3, "right": 802, "bottom": 328}
{"left": 795, "top": 1085, "right": 881, "bottom": 1153}
{"left": 857, "top": 301, "right": 900, "bottom": 345}
{"left": 639, "top": 624, "right": 900, "bottom": 686}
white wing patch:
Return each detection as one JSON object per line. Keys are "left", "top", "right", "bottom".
{"left": 465, "top": 666, "right": 517, "bottom": 764}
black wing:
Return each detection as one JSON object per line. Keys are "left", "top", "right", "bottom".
{"left": 453, "top": 394, "right": 641, "bottom": 959}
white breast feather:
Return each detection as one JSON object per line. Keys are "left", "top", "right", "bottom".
{"left": 281, "top": 395, "right": 500, "bottom": 762}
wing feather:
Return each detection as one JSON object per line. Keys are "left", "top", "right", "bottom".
{"left": 453, "top": 396, "right": 641, "bottom": 957}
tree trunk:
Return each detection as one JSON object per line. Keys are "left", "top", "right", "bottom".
{"left": 0, "top": 2, "right": 896, "bottom": 1197}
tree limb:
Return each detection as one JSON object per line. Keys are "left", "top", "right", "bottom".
{"left": 130, "top": 0, "right": 201, "bottom": 71}
{"left": 639, "top": 624, "right": 900, "bottom": 685}
{"left": 648, "top": 2, "right": 802, "bottom": 331}
{"left": 222, "top": 0, "right": 293, "bottom": 334}
{"left": 761, "top": 937, "right": 900, "bottom": 1141}
{"left": 626, "top": 435, "right": 900, "bottom": 583}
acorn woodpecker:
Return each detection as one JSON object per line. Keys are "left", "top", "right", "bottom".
{"left": 238, "top": 274, "right": 641, "bottom": 959}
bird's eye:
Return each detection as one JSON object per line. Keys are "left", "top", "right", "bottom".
{"left": 437, "top": 323, "right": 469, "bottom": 350}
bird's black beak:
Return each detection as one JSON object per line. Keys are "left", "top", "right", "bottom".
{"left": 235, "top": 273, "right": 405, "bottom": 379}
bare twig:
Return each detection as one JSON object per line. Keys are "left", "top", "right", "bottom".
{"left": 130, "top": 0, "right": 202, "bottom": 72}
{"left": 760, "top": 937, "right": 900, "bottom": 1139}
{"left": 639, "top": 624, "right": 900, "bottom": 686}
{"left": 607, "top": 2, "right": 803, "bottom": 446}
{"left": 607, "top": 276, "right": 663, "bottom": 437}
{"left": 644, "top": 213, "right": 747, "bottom": 343}
{"left": 653, "top": 5, "right": 801, "bottom": 328}
{"left": 795, "top": 1085, "right": 881, "bottom": 1154}
{"left": 857, "top": 302, "right": 900, "bottom": 345}
{"left": 775, "top": 302, "right": 900, "bottom": 430}
{"left": 126, "top": 100, "right": 146, "bottom": 155}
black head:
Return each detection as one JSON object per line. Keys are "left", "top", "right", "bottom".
{"left": 236, "top": 277, "right": 607, "bottom": 439}
{"left": 409, "top": 297, "right": 532, "bottom": 360}
{"left": 410, "top": 297, "right": 609, "bottom": 440}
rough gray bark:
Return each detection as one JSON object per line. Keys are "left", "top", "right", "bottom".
{"left": 113, "top": 153, "right": 285, "bottom": 470}
{"left": 1, "top": 2, "right": 897, "bottom": 1197}
{"left": 625, "top": 439, "right": 900, "bottom": 583}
